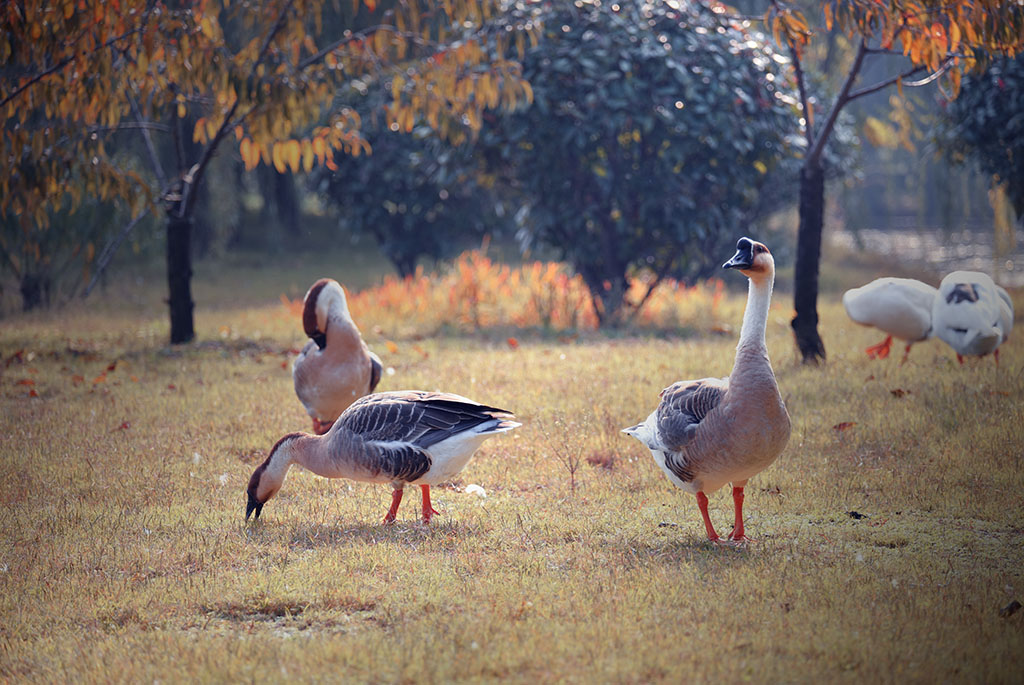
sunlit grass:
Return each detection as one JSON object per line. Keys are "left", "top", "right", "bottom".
{"left": 1, "top": 252, "right": 1022, "bottom": 682}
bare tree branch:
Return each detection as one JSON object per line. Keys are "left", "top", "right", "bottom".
{"left": 176, "top": 0, "right": 296, "bottom": 219}
{"left": 807, "top": 40, "right": 868, "bottom": 166}
{"left": 0, "top": 27, "right": 144, "bottom": 110}
{"left": 846, "top": 63, "right": 929, "bottom": 101}
{"left": 82, "top": 210, "right": 151, "bottom": 298}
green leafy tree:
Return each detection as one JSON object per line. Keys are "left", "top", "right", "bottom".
{"left": 319, "top": 122, "right": 510, "bottom": 277}
{"left": 492, "top": 0, "right": 799, "bottom": 325}
{"left": 2, "top": 0, "right": 537, "bottom": 340}
{"left": 766, "top": 0, "right": 1024, "bottom": 363}
{"left": 942, "top": 55, "right": 1024, "bottom": 222}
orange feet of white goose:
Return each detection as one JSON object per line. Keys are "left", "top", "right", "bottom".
{"left": 865, "top": 335, "right": 893, "bottom": 360}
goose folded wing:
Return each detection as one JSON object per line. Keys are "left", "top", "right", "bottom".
{"left": 338, "top": 391, "right": 513, "bottom": 448}
{"left": 656, "top": 378, "right": 727, "bottom": 451}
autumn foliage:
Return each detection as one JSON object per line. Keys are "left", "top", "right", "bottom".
{"left": 280, "top": 250, "right": 730, "bottom": 339}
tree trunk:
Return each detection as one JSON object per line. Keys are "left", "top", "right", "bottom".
{"left": 20, "top": 271, "right": 50, "bottom": 312}
{"left": 791, "top": 161, "right": 827, "bottom": 363}
{"left": 167, "top": 214, "right": 195, "bottom": 344}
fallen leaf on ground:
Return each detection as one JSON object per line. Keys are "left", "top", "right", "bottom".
{"left": 507, "top": 337, "right": 519, "bottom": 349}
{"left": 16, "top": 379, "right": 35, "bottom": 386}
{"left": 890, "top": 388, "right": 910, "bottom": 398}
{"left": 832, "top": 421, "right": 856, "bottom": 432}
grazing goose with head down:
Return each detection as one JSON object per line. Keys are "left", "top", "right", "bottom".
{"left": 246, "top": 391, "right": 519, "bottom": 524}
{"left": 932, "top": 270, "right": 1014, "bottom": 364}
{"left": 842, "top": 277, "right": 937, "bottom": 363}
{"left": 623, "top": 237, "right": 790, "bottom": 543}
{"left": 293, "top": 278, "right": 382, "bottom": 434}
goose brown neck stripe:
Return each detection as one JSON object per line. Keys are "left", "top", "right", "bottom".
{"left": 302, "top": 279, "right": 332, "bottom": 338}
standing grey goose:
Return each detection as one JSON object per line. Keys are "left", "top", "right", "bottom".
{"left": 292, "top": 278, "right": 382, "bottom": 435}
{"left": 623, "top": 238, "right": 791, "bottom": 543}
{"left": 246, "top": 391, "right": 520, "bottom": 523}
{"left": 842, "top": 277, "right": 938, "bottom": 363}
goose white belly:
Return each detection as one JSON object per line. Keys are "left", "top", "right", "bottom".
{"left": 413, "top": 420, "right": 520, "bottom": 485}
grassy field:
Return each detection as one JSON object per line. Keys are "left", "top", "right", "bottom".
{"left": 1, "top": 246, "right": 1022, "bottom": 683}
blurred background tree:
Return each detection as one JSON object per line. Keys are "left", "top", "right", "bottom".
{"left": 941, "top": 54, "right": 1024, "bottom": 223}
{"left": 318, "top": 121, "right": 511, "bottom": 277}
{"left": 488, "top": 0, "right": 799, "bottom": 325}
{"left": 1, "top": 0, "right": 538, "bottom": 341}
{"left": 764, "top": 0, "right": 1024, "bottom": 363}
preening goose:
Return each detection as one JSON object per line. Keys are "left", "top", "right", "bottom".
{"left": 623, "top": 237, "right": 790, "bottom": 543}
{"left": 293, "top": 278, "right": 382, "bottom": 434}
{"left": 842, "top": 277, "right": 938, "bottom": 363}
{"left": 932, "top": 271, "right": 1014, "bottom": 364}
{"left": 246, "top": 391, "right": 519, "bottom": 523}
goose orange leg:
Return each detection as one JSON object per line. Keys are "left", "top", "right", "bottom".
{"left": 865, "top": 335, "right": 893, "bottom": 359}
{"left": 899, "top": 343, "right": 914, "bottom": 365}
{"left": 383, "top": 488, "right": 404, "bottom": 524}
{"left": 727, "top": 485, "right": 753, "bottom": 543}
{"left": 695, "top": 491, "right": 721, "bottom": 542}
{"left": 420, "top": 484, "right": 441, "bottom": 523}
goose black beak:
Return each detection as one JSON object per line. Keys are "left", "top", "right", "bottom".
{"left": 246, "top": 492, "right": 264, "bottom": 521}
{"left": 723, "top": 237, "right": 754, "bottom": 270}
{"left": 312, "top": 331, "right": 327, "bottom": 350}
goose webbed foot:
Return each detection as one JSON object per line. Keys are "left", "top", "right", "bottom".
{"left": 865, "top": 335, "right": 893, "bottom": 360}
{"left": 419, "top": 484, "right": 441, "bottom": 523}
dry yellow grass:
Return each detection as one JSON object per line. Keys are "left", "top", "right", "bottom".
{"left": 1, "top": 252, "right": 1022, "bottom": 683}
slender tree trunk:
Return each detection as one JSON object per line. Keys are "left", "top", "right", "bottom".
{"left": 167, "top": 214, "right": 195, "bottom": 344}
{"left": 791, "top": 161, "right": 827, "bottom": 363}
{"left": 20, "top": 271, "right": 50, "bottom": 311}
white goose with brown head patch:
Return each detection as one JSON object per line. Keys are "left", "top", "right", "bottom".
{"left": 932, "top": 270, "right": 1014, "bottom": 364}
{"left": 246, "top": 391, "right": 520, "bottom": 524}
{"left": 292, "top": 278, "right": 382, "bottom": 434}
{"left": 623, "top": 237, "right": 790, "bottom": 543}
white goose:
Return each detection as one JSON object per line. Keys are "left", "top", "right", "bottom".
{"left": 842, "top": 277, "right": 937, "bottom": 363}
{"left": 932, "top": 270, "right": 1014, "bottom": 364}
{"left": 246, "top": 391, "right": 519, "bottom": 523}
{"left": 623, "top": 237, "right": 790, "bottom": 543}
{"left": 292, "top": 278, "right": 382, "bottom": 434}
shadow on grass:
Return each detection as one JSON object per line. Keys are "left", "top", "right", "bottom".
{"left": 239, "top": 518, "right": 486, "bottom": 550}
{"left": 606, "top": 530, "right": 757, "bottom": 569}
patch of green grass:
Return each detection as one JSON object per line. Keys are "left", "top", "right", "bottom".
{"left": 1, "top": 258, "right": 1022, "bottom": 683}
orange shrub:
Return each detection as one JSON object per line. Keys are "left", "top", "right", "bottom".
{"left": 289, "top": 250, "right": 726, "bottom": 338}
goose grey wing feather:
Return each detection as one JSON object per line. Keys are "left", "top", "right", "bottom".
{"left": 337, "top": 391, "right": 512, "bottom": 448}
{"left": 361, "top": 442, "right": 432, "bottom": 482}
{"left": 656, "top": 378, "right": 727, "bottom": 451}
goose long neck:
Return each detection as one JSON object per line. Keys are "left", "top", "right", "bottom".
{"left": 288, "top": 435, "right": 337, "bottom": 478}
{"left": 737, "top": 274, "right": 773, "bottom": 353}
